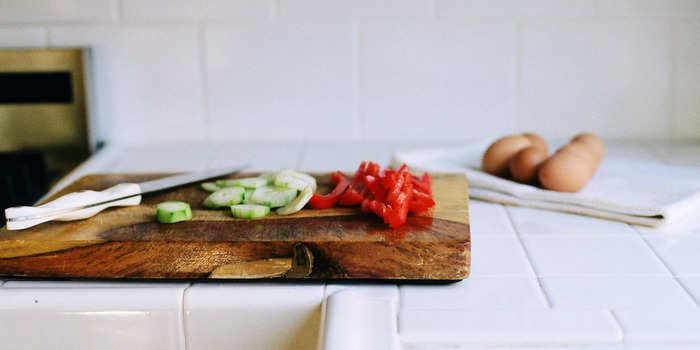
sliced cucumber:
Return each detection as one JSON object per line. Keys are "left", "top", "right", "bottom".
{"left": 250, "top": 186, "right": 298, "bottom": 208}
{"left": 259, "top": 172, "right": 278, "bottom": 182}
{"left": 276, "top": 185, "right": 314, "bottom": 216}
{"left": 201, "top": 182, "right": 221, "bottom": 193}
{"left": 216, "top": 177, "right": 270, "bottom": 189}
{"left": 231, "top": 204, "right": 270, "bottom": 219}
{"left": 203, "top": 187, "right": 245, "bottom": 208}
{"left": 274, "top": 170, "right": 317, "bottom": 191}
{"left": 156, "top": 201, "right": 192, "bottom": 224}
{"left": 242, "top": 189, "right": 255, "bottom": 204}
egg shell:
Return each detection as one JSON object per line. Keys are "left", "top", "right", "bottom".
{"left": 562, "top": 141, "right": 601, "bottom": 163}
{"left": 482, "top": 135, "right": 532, "bottom": 176}
{"left": 572, "top": 133, "right": 605, "bottom": 158}
{"left": 538, "top": 149, "right": 596, "bottom": 192}
{"left": 509, "top": 146, "right": 548, "bottom": 184}
{"left": 522, "top": 133, "right": 548, "bottom": 154}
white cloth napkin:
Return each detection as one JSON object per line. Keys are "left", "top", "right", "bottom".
{"left": 392, "top": 143, "right": 700, "bottom": 227}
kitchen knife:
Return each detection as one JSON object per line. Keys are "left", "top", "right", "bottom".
{"left": 4, "top": 165, "right": 248, "bottom": 231}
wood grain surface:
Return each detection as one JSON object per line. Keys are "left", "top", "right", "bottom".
{"left": 0, "top": 172, "right": 470, "bottom": 280}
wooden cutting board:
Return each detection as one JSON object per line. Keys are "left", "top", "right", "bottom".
{"left": 0, "top": 172, "right": 470, "bottom": 280}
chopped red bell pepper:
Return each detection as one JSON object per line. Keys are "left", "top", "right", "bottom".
{"left": 338, "top": 188, "right": 363, "bottom": 206}
{"left": 309, "top": 161, "right": 435, "bottom": 228}
{"left": 329, "top": 171, "right": 346, "bottom": 187}
{"left": 364, "top": 175, "right": 386, "bottom": 201}
{"left": 308, "top": 175, "right": 350, "bottom": 209}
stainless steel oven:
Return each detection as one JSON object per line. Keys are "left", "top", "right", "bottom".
{"left": 0, "top": 48, "right": 91, "bottom": 219}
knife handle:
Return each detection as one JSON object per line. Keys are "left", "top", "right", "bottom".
{"left": 5, "top": 183, "right": 142, "bottom": 231}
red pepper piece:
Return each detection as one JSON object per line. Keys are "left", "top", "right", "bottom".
{"left": 364, "top": 175, "right": 386, "bottom": 202}
{"left": 411, "top": 177, "right": 431, "bottom": 195}
{"left": 329, "top": 171, "right": 346, "bottom": 187}
{"left": 350, "top": 161, "right": 368, "bottom": 190}
{"left": 308, "top": 176, "right": 350, "bottom": 209}
{"left": 366, "top": 162, "right": 381, "bottom": 177}
{"left": 338, "top": 188, "right": 364, "bottom": 206}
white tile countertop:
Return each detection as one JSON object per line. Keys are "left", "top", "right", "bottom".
{"left": 2, "top": 140, "right": 700, "bottom": 350}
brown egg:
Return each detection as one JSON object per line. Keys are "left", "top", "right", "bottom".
{"left": 562, "top": 141, "right": 601, "bottom": 163}
{"left": 482, "top": 135, "right": 532, "bottom": 176}
{"left": 572, "top": 133, "right": 605, "bottom": 159}
{"left": 538, "top": 147, "right": 597, "bottom": 192}
{"left": 509, "top": 146, "right": 548, "bottom": 184}
{"left": 522, "top": 132, "right": 548, "bottom": 153}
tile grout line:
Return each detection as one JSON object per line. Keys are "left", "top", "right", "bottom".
{"left": 296, "top": 141, "right": 308, "bottom": 169}
{"left": 114, "top": 0, "right": 124, "bottom": 23}
{"left": 504, "top": 206, "right": 553, "bottom": 308}
{"left": 41, "top": 26, "right": 49, "bottom": 47}
{"left": 181, "top": 283, "right": 193, "bottom": 350}
{"left": 270, "top": 0, "right": 279, "bottom": 19}
{"left": 197, "top": 20, "right": 210, "bottom": 136}
{"left": 352, "top": 19, "right": 362, "bottom": 139}
{"left": 632, "top": 225, "right": 700, "bottom": 307}
{"left": 514, "top": 22, "right": 521, "bottom": 132}
{"left": 607, "top": 309, "right": 627, "bottom": 345}
{"left": 667, "top": 19, "right": 675, "bottom": 139}
{"left": 592, "top": 0, "right": 600, "bottom": 17}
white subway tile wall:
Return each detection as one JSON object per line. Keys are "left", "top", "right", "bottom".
{"left": 49, "top": 25, "right": 205, "bottom": 145}
{"left": 0, "top": 0, "right": 696, "bottom": 145}
{"left": 0, "top": 27, "right": 45, "bottom": 47}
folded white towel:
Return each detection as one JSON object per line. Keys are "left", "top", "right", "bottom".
{"left": 392, "top": 143, "right": 700, "bottom": 227}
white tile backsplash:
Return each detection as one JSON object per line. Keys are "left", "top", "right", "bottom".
{"left": 205, "top": 21, "right": 355, "bottom": 141}
{"left": 438, "top": 0, "right": 595, "bottom": 19}
{"left": 597, "top": 0, "right": 700, "bottom": 18}
{"left": 0, "top": 27, "right": 45, "bottom": 47}
{"left": 671, "top": 20, "right": 700, "bottom": 139}
{"left": 360, "top": 20, "right": 517, "bottom": 140}
{"left": 0, "top": 0, "right": 697, "bottom": 146}
{"left": 278, "top": 0, "right": 434, "bottom": 19}
{"left": 519, "top": 20, "right": 671, "bottom": 138}
{"left": 48, "top": 25, "right": 205, "bottom": 145}
{"left": 122, "top": 0, "right": 272, "bottom": 21}
{"left": 0, "top": 0, "right": 116, "bottom": 24}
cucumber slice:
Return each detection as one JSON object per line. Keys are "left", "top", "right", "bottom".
{"left": 276, "top": 185, "right": 314, "bottom": 215}
{"left": 230, "top": 204, "right": 270, "bottom": 219}
{"left": 242, "top": 189, "right": 255, "bottom": 204}
{"left": 259, "top": 172, "right": 278, "bottom": 182}
{"left": 203, "top": 187, "right": 245, "bottom": 208}
{"left": 216, "top": 177, "right": 270, "bottom": 189}
{"left": 250, "top": 186, "right": 298, "bottom": 208}
{"left": 274, "top": 170, "right": 317, "bottom": 191}
{"left": 156, "top": 201, "right": 192, "bottom": 223}
{"left": 201, "top": 182, "right": 221, "bottom": 193}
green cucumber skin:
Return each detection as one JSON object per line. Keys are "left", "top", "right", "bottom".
{"left": 230, "top": 204, "right": 270, "bottom": 219}
{"left": 250, "top": 186, "right": 298, "bottom": 208}
{"left": 156, "top": 202, "right": 193, "bottom": 224}
{"left": 200, "top": 182, "right": 221, "bottom": 193}
{"left": 204, "top": 187, "right": 245, "bottom": 208}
